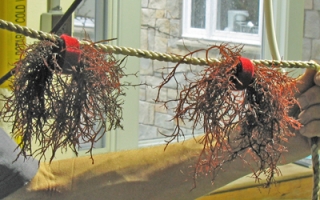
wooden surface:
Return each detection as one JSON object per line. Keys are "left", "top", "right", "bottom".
{"left": 198, "top": 163, "right": 313, "bottom": 200}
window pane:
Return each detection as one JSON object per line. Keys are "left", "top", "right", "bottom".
{"left": 191, "top": 0, "right": 206, "bottom": 28}
{"left": 217, "top": 0, "right": 260, "bottom": 34}
{"left": 74, "top": 0, "right": 95, "bottom": 40}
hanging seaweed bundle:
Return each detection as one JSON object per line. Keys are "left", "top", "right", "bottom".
{"left": 156, "top": 44, "right": 301, "bottom": 187}
{"left": 1, "top": 36, "right": 125, "bottom": 162}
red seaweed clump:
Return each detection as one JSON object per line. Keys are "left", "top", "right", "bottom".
{"left": 1, "top": 39, "right": 125, "bottom": 162}
{"left": 156, "top": 44, "right": 300, "bottom": 187}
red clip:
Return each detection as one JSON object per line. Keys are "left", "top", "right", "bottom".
{"left": 234, "top": 57, "right": 254, "bottom": 90}
{"left": 60, "top": 34, "right": 81, "bottom": 71}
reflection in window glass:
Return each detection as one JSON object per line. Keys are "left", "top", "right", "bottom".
{"left": 191, "top": 0, "right": 206, "bottom": 29}
{"left": 73, "top": 0, "right": 95, "bottom": 40}
{"left": 217, "top": 0, "right": 260, "bottom": 34}
{"left": 72, "top": 0, "right": 106, "bottom": 151}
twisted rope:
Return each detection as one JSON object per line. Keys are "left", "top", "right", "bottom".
{"left": 1, "top": 19, "right": 320, "bottom": 70}
{"left": 312, "top": 137, "right": 320, "bottom": 200}
{"left": 0, "top": 19, "right": 58, "bottom": 42}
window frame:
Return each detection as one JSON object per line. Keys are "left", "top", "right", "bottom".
{"left": 182, "top": 0, "right": 264, "bottom": 46}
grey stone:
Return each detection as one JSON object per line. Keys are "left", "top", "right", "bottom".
{"left": 154, "top": 35, "right": 168, "bottom": 53}
{"left": 164, "top": 71, "right": 197, "bottom": 89}
{"left": 153, "top": 60, "right": 168, "bottom": 73}
{"left": 149, "top": 0, "right": 166, "bottom": 9}
{"left": 139, "top": 101, "right": 155, "bottom": 125}
{"left": 157, "top": 127, "right": 174, "bottom": 138}
{"left": 168, "top": 37, "right": 179, "bottom": 48}
{"left": 154, "top": 103, "right": 167, "bottom": 113}
{"left": 141, "top": 8, "right": 156, "bottom": 27}
{"left": 156, "top": 18, "right": 170, "bottom": 35}
{"left": 304, "top": 11, "right": 320, "bottom": 38}
{"left": 167, "top": 88, "right": 179, "bottom": 100}
{"left": 166, "top": 0, "right": 181, "bottom": 19}
{"left": 163, "top": 99, "right": 177, "bottom": 115}
{"left": 155, "top": 10, "right": 165, "bottom": 18}
{"left": 139, "top": 124, "right": 158, "bottom": 140}
{"left": 141, "top": 0, "right": 149, "bottom": 8}
{"left": 146, "top": 85, "right": 167, "bottom": 102}
{"left": 140, "top": 87, "right": 146, "bottom": 101}
{"left": 303, "top": 38, "right": 312, "bottom": 61}
{"left": 312, "top": 39, "right": 320, "bottom": 60}
{"left": 139, "top": 76, "right": 146, "bottom": 100}
{"left": 154, "top": 112, "right": 174, "bottom": 129}
{"left": 140, "top": 28, "right": 148, "bottom": 50}
{"left": 148, "top": 28, "right": 156, "bottom": 50}
{"left": 169, "top": 19, "right": 180, "bottom": 37}
{"left": 315, "top": 0, "right": 320, "bottom": 10}
{"left": 145, "top": 75, "right": 163, "bottom": 86}
{"left": 305, "top": 0, "right": 313, "bottom": 9}
{"left": 140, "top": 58, "right": 153, "bottom": 75}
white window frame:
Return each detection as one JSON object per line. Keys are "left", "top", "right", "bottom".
{"left": 182, "top": 0, "right": 264, "bottom": 46}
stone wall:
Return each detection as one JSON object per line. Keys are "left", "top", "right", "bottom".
{"left": 140, "top": 0, "right": 201, "bottom": 143}
{"left": 303, "top": 0, "right": 320, "bottom": 62}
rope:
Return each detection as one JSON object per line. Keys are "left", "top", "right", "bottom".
{"left": 312, "top": 137, "right": 320, "bottom": 200}
{"left": 1, "top": 18, "right": 320, "bottom": 70}
{"left": 0, "top": 19, "right": 58, "bottom": 42}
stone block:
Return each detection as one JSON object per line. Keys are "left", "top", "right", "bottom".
{"left": 157, "top": 127, "right": 174, "bottom": 138}
{"left": 168, "top": 37, "right": 179, "bottom": 48}
{"left": 155, "top": 10, "right": 165, "bottom": 18}
{"left": 140, "top": 28, "right": 148, "bottom": 50}
{"left": 165, "top": 100, "right": 178, "bottom": 115}
{"left": 140, "top": 58, "right": 153, "bottom": 75}
{"left": 170, "top": 19, "right": 180, "bottom": 37}
{"left": 304, "top": 10, "right": 320, "bottom": 38}
{"left": 139, "top": 124, "right": 158, "bottom": 140}
{"left": 154, "top": 35, "right": 168, "bottom": 53}
{"left": 145, "top": 75, "right": 163, "bottom": 86}
{"left": 139, "top": 87, "right": 146, "bottom": 101}
{"left": 141, "top": 8, "right": 156, "bottom": 27}
{"left": 163, "top": 71, "right": 196, "bottom": 89}
{"left": 141, "top": 0, "right": 149, "bottom": 8}
{"left": 146, "top": 85, "right": 167, "bottom": 102}
{"left": 305, "top": 0, "right": 313, "bottom": 9}
{"left": 167, "top": 88, "right": 179, "bottom": 100}
{"left": 154, "top": 112, "right": 174, "bottom": 129}
{"left": 315, "top": 0, "right": 320, "bottom": 10}
{"left": 174, "top": 116, "right": 203, "bottom": 130}
{"left": 149, "top": 0, "right": 166, "bottom": 9}
{"left": 156, "top": 18, "right": 170, "bottom": 35}
{"left": 311, "top": 39, "right": 320, "bottom": 60}
{"left": 155, "top": 103, "right": 167, "bottom": 113}
{"left": 303, "top": 38, "right": 312, "bottom": 61}
{"left": 139, "top": 76, "right": 146, "bottom": 100}
{"left": 148, "top": 28, "right": 156, "bottom": 50}
{"left": 166, "top": 0, "right": 181, "bottom": 19}
{"left": 153, "top": 60, "right": 168, "bottom": 73}
{"left": 139, "top": 101, "right": 155, "bottom": 124}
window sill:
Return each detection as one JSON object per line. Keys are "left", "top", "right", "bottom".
{"left": 176, "top": 38, "right": 261, "bottom": 57}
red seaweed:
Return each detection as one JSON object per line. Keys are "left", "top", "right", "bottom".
{"left": 156, "top": 44, "right": 301, "bottom": 187}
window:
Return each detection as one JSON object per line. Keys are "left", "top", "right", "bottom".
{"left": 73, "top": 0, "right": 141, "bottom": 153}
{"left": 73, "top": 0, "right": 108, "bottom": 42}
{"left": 182, "top": 0, "right": 263, "bottom": 45}
{"left": 73, "top": 0, "right": 108, "bottom": 151}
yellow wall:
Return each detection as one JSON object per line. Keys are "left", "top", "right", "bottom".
{"left": 26, "top": 0, "right": 73, "bottom": 44}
